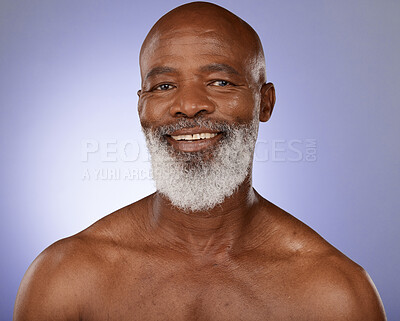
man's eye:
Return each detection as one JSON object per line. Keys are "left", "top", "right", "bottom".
{"left": 155, "top": 84, "right": 174, "bottom": 91}
{"left": 210, "top": 80, "right": 231, "bottom": 87}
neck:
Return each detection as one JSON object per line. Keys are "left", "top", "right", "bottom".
{"left": 146, "top": 175, "right": 259, "bottom": 257}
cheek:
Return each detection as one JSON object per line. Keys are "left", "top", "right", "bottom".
{"left": 214, "top": 91, "right": 257, "bottom": 122}
{"left": 138, "top": 95, "right": 169, "bottom": 125}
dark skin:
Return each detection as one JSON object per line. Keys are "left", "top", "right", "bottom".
{"left": 14, "top": 2, "right": 386, "bottom": 320}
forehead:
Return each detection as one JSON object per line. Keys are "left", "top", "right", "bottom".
{"left": 140, "top": 27, "right": 255, "bottom": 78}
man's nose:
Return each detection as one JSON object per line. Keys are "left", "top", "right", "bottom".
{"left": 169, "top": 87, "right": 216, "bottom": 118}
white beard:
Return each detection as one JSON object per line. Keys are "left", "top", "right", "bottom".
{"left": 142, "top": 117, "right": 259, "bottom": 212}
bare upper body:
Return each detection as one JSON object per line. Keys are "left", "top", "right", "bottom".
{"left": 14, "top": 191, "right": 385, "bottom": 320}
{"left": 14, "top": 2, "right": 386, "bottom": 320}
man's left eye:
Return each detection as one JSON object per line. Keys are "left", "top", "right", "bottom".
{"left": 155, "top": 84, "right": 174, "bottom": 91}
{"left": 210, "top": 80, "right": 231, "bottom": 87}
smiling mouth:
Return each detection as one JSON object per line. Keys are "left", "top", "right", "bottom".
{"left": 165, "top": 129, "right": 223, "bottom": 152}
{"left": 170, "top": 132, "right": 218, "bottom": 141}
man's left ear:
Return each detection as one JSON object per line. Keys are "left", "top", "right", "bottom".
{"left": 259, "top": 82, "right": 276, "bottom": 122}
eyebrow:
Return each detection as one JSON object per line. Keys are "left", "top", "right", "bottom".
{"left": 199, "top": 63, "right": 240, "bottom": 76}
{"left": 144, "top": 63, "right": 240, "bottom": 81}
{"left": 145, "top": 66, "right": 178, "bottom": 80}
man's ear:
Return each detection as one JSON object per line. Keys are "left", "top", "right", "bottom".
{"left": 137, "top": 90, "right": 143, "bottom": 115}
{"left": 259, "top": 82, "right": 275, "bottom": 122}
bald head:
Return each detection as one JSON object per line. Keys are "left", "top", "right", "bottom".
{"left": 139, "top": 2, "right": 267, "bottom": 86}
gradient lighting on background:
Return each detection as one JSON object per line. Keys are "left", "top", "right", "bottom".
{"left": 1, "top": 0, "right": 399, "bottom": 319}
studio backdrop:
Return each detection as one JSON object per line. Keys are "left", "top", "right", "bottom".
{"left": 1, "top": 0, "right": 399, "bottom": 319}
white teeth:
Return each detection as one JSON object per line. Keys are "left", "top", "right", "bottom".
{"left": 171, "top": 132, "right": 218, "bottom": 141}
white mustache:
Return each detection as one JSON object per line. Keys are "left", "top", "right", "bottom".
{"left": 155, "top": 118, "right": 231, "bottom": 136}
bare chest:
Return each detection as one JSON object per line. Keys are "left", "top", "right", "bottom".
{"left": 82, "top": 256, "right": 304, "bottom": 321}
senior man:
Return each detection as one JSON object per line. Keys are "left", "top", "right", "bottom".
{"left": 14, "top": 2, "right": 386, "bottom": 320}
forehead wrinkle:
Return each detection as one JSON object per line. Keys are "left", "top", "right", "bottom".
{"left": 141, "top": 24, "right": 244, "bottom": 63}
{"left": 149, "top": 32, "right": 229, "bottom": 55}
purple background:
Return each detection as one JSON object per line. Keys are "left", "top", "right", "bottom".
{"left": 1, "top": 0, "right": 399, "bottom": 319}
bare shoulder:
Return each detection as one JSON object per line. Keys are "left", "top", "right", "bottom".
{"left": 301, "top": 251, "right": 387, "bottom": 320}
{"left": 14, "top": 196, "right": 150, "bottom": 321}
{"left": 259, "top": 199, "right": 386, "bottom": 320}
{"left": 14, "top": 235, "right": 95, "bottom": 320}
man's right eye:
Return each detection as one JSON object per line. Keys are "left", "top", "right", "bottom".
{"left": 155, "top": 84, "right": 174, "bottom": 91}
